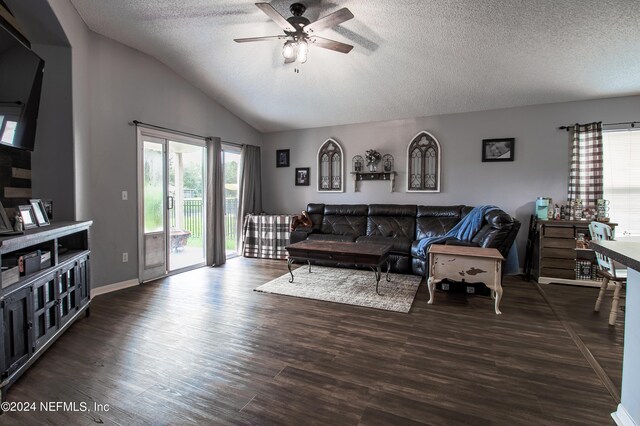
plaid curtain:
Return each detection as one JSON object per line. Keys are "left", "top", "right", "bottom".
{"left": 567, "top": 122, "right": 603, "bottom": 208}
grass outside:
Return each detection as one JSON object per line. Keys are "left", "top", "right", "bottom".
{"left": 185, "top": 234, "right": 236, "bottom": 251}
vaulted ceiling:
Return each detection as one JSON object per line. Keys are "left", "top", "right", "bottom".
{"left": 69, "top": 0, "right": 640, "bottom": 132}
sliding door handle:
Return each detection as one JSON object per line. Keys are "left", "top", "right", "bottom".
{"left": 167, "top": 196, "right": 175, "bottom": 210}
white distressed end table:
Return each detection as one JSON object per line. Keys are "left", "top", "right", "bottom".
{"left": 426, "top": 245, "right": 505, "bottom": 314}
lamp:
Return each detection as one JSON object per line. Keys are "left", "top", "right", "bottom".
{"left": 282, "top": 40, "right": 296, "bottom": 60}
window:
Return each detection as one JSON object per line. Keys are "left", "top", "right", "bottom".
{"left": 406, "top": 131, "right": 441, "bottom": 192}
{"left": 602, "top": 129, "right": 640, "bottom": 236}
{"left": 317, "top": 138, "right": 344, "bottom": 192}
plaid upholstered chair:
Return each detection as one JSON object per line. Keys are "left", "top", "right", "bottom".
{"left": 589, "top": 222, "right": 627, "bottom": 326}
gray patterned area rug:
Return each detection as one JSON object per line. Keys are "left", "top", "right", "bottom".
{"left": 254, "top": 265, "right": 422, "bottom": 313}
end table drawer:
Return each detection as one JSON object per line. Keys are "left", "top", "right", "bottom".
{"left": 541, "top": 267, "right": 576, "bottom": 279}
{"left": 543, "top": 226, "right": 575, "bottom": 238}
{"left": 541, "top": 247, "right": 576, "bottom": 259}
{"left": 542, "top": 238, "right": 577, "bottom": 249}
{"left": 541, "top": 258, "right": 576, "bottom": 270}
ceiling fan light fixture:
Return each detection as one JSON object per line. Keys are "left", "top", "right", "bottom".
{"left": 236, "top": 3, "right": 355, "bottom": 67}
{"left": 282, "top": 40, "right": 297, "bottom": 59}
{"left": 297, "top": 40, "right": 308, "bottom": 63}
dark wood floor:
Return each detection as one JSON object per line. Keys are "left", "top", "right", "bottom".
{"left": 3, "top": 258, "right": 617, "bottom": 425}
{"left": 539, "top": 282, "right": 624, "bottom": 390}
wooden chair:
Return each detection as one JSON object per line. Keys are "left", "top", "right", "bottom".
{"left": 589, "top": 222, "right": 627, "bottom": 325}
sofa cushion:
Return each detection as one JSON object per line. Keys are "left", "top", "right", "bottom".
{"left": 415, "top": 217, "right": 461, "bottom": 240}
{"left": 366, "top": 204, "right": 416, "bottom": 239}
{"left": 324, "top": 204, "right": 368, "bottom": 216}
{"left": 416, "top": 205, "right": 464, "bottom": 218}
{"left": 307, "top": 233, "right": 357, "bottom": 243}
{"left": 356, "top": 236, "right": 412, "bottom": 254}
{"left": 307, "top": 203, "right": 325, "bottom": 215}
{"left": 321, "top": 204, "right": 368, "bottom": 236}
{"left": 415, "top": 205, "right": 464, "bottom": 240}
{"left": 306, "top": 203, "right": 325, "bottom": 232}
{"left": 368, "top": 204, "right": 417, "bottom": 217}
{"left": 367, "top": 216, "right": 415, "bottom": 239}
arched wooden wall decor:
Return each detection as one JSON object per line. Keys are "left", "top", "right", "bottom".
{"left": 317, "top": 138, "right": 344, "bottom": 192}
{"left": 406, "top": 131, "right": 441, "bottom": 192}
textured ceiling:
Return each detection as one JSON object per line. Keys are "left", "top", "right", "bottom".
{"left": 69, "top": 0, "right": 640, "bottom": 133}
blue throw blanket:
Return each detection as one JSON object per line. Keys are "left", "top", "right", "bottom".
{"left": 417, "top": 205, "right": 499, "bottom": 257}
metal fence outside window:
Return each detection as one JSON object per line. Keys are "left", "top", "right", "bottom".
{"left": 170, "top": 198, "right": 238, "bottom": 242}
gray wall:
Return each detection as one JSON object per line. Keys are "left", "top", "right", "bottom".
{"left": 261, "top": 95, "right": 640, "bottom": 265}
{"left": 45, "top": 0, "right": 262, "bottom": 287}
{"left": 39, "top": 0, "right": 92, "bottom": 221}
{"left": 31, "top": 44, "right": 75, "bottom": 220}
{"left": 6, "top": 0, "right": 76, "bottom": 221}
{"left": 86, "top": 31, "right": 261, "bottom": 287}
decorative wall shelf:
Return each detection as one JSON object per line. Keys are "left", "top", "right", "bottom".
{"left": 351, "top": 172, "right": 397, "bottom": 192}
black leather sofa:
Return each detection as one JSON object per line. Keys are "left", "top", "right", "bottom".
{"left": 290, "top": 204, "right": 520, "bottom": 276}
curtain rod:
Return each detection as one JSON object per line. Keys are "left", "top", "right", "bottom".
{"left": 558, "top": 121, "right": 638, "bottom": 131}
{"left": 131, "top": 120, "right": 245, "bottom": 148}
{"left": 132, "top": 120, "right": 208, "bottom": 139}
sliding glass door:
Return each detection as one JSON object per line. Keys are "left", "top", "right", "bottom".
{"left": 138, "top": 128, "right": 206, "bottom": 282}
{"left": 223, "top": 146, "right": 241, "bottom": 257}
{"left": 140, "top": 136, "right": 167, "bottom": 281}
{"left": 168, "top": 141, "right": 206, "bottom": 270}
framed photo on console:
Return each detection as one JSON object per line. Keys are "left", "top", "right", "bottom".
{"left": 18, "top": 205, "right": 38, "bottom": 229}
{"left": 482, "top": 138, "right": 515, "bottom": 162}
{"left": 30, "top": 199, "right": 50, "bottom": 226}
{"left": 0, "top": 201, "right": 12, "bottom": 232}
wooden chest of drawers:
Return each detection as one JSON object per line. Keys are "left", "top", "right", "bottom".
{"left": 533, "top": 219, "right": 616, "bottom": 286}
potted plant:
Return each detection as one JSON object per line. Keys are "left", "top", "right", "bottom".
{"left": 365, "top": 149, "right": 381, "bottom": 172}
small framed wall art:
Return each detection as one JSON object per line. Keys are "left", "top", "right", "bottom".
{"left": 295, "top": 167, "right": 310, "bottom": 186}
{"left": 482, "top": 138, "right": 515, "bottom": 162}
{"left": 276, "top": 149, "right": 290, "bottom": 167}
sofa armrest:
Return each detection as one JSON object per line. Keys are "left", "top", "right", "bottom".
{"left": 290, "top": 229, "right": 312, "bottom": 244}
{"left": 293, "top": 226, "right": 313, "bottom": 233}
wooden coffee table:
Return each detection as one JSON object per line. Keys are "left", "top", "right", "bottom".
{"left": 285, "top": 240, "right": 393, "bottom": 295}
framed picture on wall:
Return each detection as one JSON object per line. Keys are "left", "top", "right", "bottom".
{"left": 482, "top": 138, "right": 515, "bottom": 162}
{"left": 295, "top": 167, "right": 310, "bottom": 186}
{"left": 276, "top": 149, "right": 290, "bottom": 167}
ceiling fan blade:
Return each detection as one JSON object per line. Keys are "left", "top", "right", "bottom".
{"left": 234, "top": 35, "right": 288, "bottom": 43}
{"left": 309, "top": 36, "right": 354, "bottom": 54}
{"left": 255, "top": 2, "right": 295, "bottom": 33}
{"left": 284, "top": 56, "right": 296, "bottom": 64}
{"left": 304, "top": 8, "right": 354, "bottom": 34}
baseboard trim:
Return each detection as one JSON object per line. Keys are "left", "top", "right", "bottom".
{"left": 91, "top": 279, "right": 139, "bottom": 298}
{"left": 612, "top": 404, "right": 638, "bottom": 426}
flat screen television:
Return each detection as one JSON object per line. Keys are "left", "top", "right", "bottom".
{"left": 0, "top": 14, "right": 44, "bottom": 151}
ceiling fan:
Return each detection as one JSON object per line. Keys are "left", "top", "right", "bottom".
{"left": 234, "top": 2, "right": 354, "bottom": 66}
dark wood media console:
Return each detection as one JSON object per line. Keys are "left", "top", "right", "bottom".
{"left": 0, "top": 221, "right": 92, "bottom": 402}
